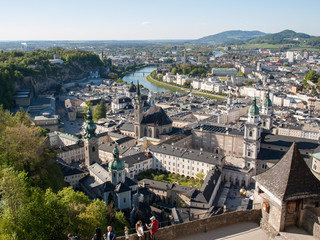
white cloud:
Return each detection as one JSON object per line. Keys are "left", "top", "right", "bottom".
{"left": 141, "top": 21, "right": 150, "bottom": 26}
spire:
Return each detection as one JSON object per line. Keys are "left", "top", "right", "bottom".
{"left": 84, "top": 107, "right": 96, "bottom": 139}
{"left": 136, "top": 80, "right": 141, "bottom": 97}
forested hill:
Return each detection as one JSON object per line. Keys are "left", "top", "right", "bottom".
{"left": 0, "top": 49, "right": 109, "bottom": 109}
{"left": 195, "top": 30, "right": 266, "bottom": 44}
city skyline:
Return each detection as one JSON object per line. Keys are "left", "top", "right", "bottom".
{"left": 1, "top": 0, "right": 320, "bottom": 40}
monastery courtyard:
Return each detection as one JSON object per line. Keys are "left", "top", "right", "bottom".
{"left": 177, "top": 222, "right": 315, "bottom": 240}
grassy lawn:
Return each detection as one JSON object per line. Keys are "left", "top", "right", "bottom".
{"left": 146, "top": 75, "right": 187, "bottom": 93}
{"left": 192, "top": 92, "right": 226, "bottom": 100}
{"left": 138, "top": 169, "right": 204, "bottom": 189}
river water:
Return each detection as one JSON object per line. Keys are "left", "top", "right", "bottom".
{"left": 122, "top": 66, "right": 169, "bottom": 93}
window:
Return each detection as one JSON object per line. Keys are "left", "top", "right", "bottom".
{"left": 92, "top": 146, "right": 95, "bottom": 152}
{"left": 124, "top": 198, "right": 126, "bottom": 203}
{"left": 249, "top": 131, "right": 252, "bottom": 137}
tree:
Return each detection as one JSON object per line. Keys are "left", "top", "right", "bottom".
{"left": 171, "top": 67, "right": 178, "bottom": 75}
{"left": 304, "top": 70, "right": 318, "bottom": 82}
{"left": 183, "top": 81, "right": 191, "bottom": 88}
{"left": 100, "top": 99, "right": 107, "bottom": 119}
{"left": 93, "top": 103, "right": 101, "bottom": 121}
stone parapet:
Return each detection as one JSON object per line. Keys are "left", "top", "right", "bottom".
{"left": 116, "top": 209, "right": 261, "bottom": 240}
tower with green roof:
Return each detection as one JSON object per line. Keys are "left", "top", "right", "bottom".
{"left": 243, "top": 97, "right": 261, "bottom": 174}
{"left": 84, "top": 107, "right": 99, "bottom": 167}
{"left": 108, "top": 144, "right": 126, "bottom": 184}
{"left": 260, "top": 90, "right": 273, "bottom": 131}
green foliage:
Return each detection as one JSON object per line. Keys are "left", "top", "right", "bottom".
{"left": 237, "top": 71, "right": 245, "bottom": 76}
{"left": 93, "top": 99, "right": 107, "bottom": 121}
{"left": 304, "top": 70, "right": 319, "bottom": 83}
{"left": 183, "top": 81, "right": 191, "bottom": 88}
{"left": 0, "top": 106, "right": 64, "bottom": 191}
{"left": 0, "top": 49, "right": 104, "bottom": 109}
{"left": 138, "top": 169, "right": 204, "bottom": 189}
{"left": 0, "top": 107, "right": 128, "bottom": 239}
{"left": 247, "top": 80, "right": 253, "bottom": 86}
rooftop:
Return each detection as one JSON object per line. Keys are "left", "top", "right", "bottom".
{"left": 254, "top": 143, "right": 320, "bottom": 201}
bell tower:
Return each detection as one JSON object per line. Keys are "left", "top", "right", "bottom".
{"left": 243, "top": 98, "right": 261, "bottom": 172}
{"left": 133, "top": 81, "right": 143, "bottom": 138}
{"left": 108, "top": 145, "right": 126, "bottom": 184}
{"left": 84, "top": 107, "right": 99, "bottom": 167}
{"left": 260, "top": 90, "right": 273, "bottom": 131}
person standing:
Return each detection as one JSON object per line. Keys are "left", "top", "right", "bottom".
{"left": 124, "top": 226, "right": 129, "bottom": 240}
{"left": 92, "top": 227, "right": 102, "bottom": 240}
{"left": 103, "top": 226, "right": 116, "bottom": 240}
{"left": 136, "top": 220, "right": 144, "bottom": 240}
{"left": 145, "top": 216, "right": 158, "bottom": 240}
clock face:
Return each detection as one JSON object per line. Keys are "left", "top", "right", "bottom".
{"left": 90, "top": 138, "right": 96, "bottom": 144}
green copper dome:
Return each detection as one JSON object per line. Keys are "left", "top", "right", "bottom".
{"left": 249, "top": 98, "right": 259, "bottom": 115}
{"left": 109, "top": 145, "right": 125, "bottom": 171}
{"left": 263, "top": 90, "right": 272, "bottom": 107}
{"left": 84, "top": 107, "right": 96, "bottom": 139}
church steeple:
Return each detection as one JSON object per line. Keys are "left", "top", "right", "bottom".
{"left": 136, "top": 80, "right": 141, "bottom": 97}
{"left": 84, "top": 107, "right": 99, "bottom": 167}
{"left": 109, "top": 144, "right": 126, "bottom": 184}
{"left": 133, "top": 81, "right": 143, "bottom": 138}
{"left": 84, "top": 107, "right": 96, "bottom": 139}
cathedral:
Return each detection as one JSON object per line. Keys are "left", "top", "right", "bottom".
{"left": 133, "top": 82, "right": 173, "bottom": 139}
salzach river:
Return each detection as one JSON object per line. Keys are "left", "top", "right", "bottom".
{"left": 122, "top": 66, "right": 169, "bottom": 93}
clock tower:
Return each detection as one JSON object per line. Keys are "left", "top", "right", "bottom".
{"left": 84, "top": 107, "right": 99, "bottom": 167}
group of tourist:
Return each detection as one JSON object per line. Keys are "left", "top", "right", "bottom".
{"left": 132, "top": 216, "right": 159, "bottom": 240}
{"left": 67, "top": 216, "right": 159, "bottom": 240}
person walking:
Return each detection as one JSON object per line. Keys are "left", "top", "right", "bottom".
{"left": 103, "top": 226, "right": 116, "bottom": 240}
{"left": 145, "top": 216, "right": 158, "bottom": 240}
{"left": 92, "top": 227, "right": 102, "bottom": 240}
{"left": 136, "top": 220, "right": 144, "bottom": 240}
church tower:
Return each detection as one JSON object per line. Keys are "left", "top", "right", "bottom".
{"left": 133, "top": 81, "right": 143, "bottom": 138}
{"left": 108, "top": 145, "right": 126, "bottom": 184}
{"left": 260, "top": 90, "right": 273, "bottom": 131}
{"left": 84, "top": 107, "right": 99, "bottom": 167}
{"left": 243, "top": 98, "right": 261, "bottom": 171}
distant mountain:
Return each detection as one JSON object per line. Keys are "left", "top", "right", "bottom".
{"left": 249, "top": 30, "right": 312, "bottom": 44}
{"left": 195, "top": 30, "right": 267, "bottom": 44}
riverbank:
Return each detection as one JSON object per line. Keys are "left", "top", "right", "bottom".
{"left": 146, "top": 75, "right": 187, "bottom": 93}
{"left": 146, "top": 75, "right": 227, "bottom": 100}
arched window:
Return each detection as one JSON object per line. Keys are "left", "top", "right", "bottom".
{"left": 156, "top": 129, "right": 160, "bottom": 138}
{"left": 249, "top": 131, "right": 252, "bottom": 137}
{"left": 144, "top": 127, "right": 147, "bottom": 136}
{"left": 92, "top": 146, "right": 95, "bottom": 152}
{"left": 149, "top": 128, "right": 152, "bottom": 137}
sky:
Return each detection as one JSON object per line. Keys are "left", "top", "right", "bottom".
{"left": 0, "top": 0, "right": 320, "bottom": 40}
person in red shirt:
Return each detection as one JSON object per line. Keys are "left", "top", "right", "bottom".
{"left": 146, "top": 216, "right": 159, "bottom": 240}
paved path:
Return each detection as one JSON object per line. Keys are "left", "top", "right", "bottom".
{"left": 177, "top": 222, "right": 268, "bottom": 240}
